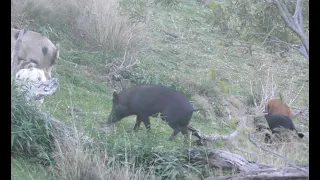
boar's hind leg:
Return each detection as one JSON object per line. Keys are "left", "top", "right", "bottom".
{"left": 133, "top": 117, "right": 142, "bottom": 131}
{"left": 169, "top": 128, "right": 180, "bottom": 141}
{"left": 181, "top": 126, "right": 189, "bottom": 138}
{"left": 181, "top": 126, "right": 190, "bottom": 143}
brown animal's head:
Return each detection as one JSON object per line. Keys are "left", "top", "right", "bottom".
{"left": 264, "top": 98, "right": 294, "bottom": 119}
{"left": 107, "top": 92, "right": 131, "bottom": 124}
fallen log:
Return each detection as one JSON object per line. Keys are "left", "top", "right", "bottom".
{"left": 206, "top": 172, "right": 309, "bottom": 180}
{"left": 188, "top": 115, "right": 246, "bottom": 142}
{"left": 186, "top": 148, "right": 309, "bottom": 180}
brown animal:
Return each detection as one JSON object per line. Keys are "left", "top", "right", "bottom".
{"left": 264, "top": 98, "right": 294, "bottom": 119}
{"left": 11, "top": 28, "right": 60, "bottom": 79}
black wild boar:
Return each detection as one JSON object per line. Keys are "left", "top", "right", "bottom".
{"left": 264, "top": 113, "right": 304, "bottom": 138}
{"left": 107, "top": 84, "right": 197, "bottom": 140}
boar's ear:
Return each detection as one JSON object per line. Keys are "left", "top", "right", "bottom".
{"left": 112, "top": 91, "right": 119, "bottom": 102}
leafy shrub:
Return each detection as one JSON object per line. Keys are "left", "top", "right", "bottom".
{"left": 11, "top": 81, "right": 55, "bottom": 165}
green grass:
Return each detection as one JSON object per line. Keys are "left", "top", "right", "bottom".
{"left": 11, "top": 157, "right": 58, "bottom": 180}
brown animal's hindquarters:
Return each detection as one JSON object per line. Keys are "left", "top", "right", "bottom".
{"left": 11, "top": 28, "right": 60, "bottom": 79}
{"left": 265, "top": 98, "right": 294, "bottom": 119}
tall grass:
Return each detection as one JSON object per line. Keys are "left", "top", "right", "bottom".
{"left": 53, "top": 135, "right": 149, "bottom": 180}
{"left": 11, "top": 0, "right": 144, "bottom": 56}
{"left": 11, "top": 80, "right": 55, "bottom": 165}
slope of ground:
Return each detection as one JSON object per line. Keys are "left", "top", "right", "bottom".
{"left": 11, "top": 0, "right": 309, "bottom": 179}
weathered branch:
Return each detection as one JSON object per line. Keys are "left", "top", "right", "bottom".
{"left": 293, "top": 0, "right": 303, "bottom": 29}
{"left": 273, "top": 0, "right": 309, "bottom": 60}
{"left": 206, "top": 171, "right": 309, "bottom": 180}
{"left": 188, "top": 114, "right": 247, "bottom": 142}
{"left": 186, "top": 148, "right": 309, "bottom": 180}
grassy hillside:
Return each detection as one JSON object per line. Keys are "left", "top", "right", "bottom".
{"left": 11, "top": 0, "right": 309, "bottom": 179}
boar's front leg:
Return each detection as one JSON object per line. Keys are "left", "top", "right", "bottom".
{"left": 133, "top": 115, "right": 151, "bottom": 132}
{"left": 139, "top": 114, "right": 151, "bottom": 132}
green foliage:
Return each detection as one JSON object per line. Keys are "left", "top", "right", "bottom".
{"left": 279, "top": 92, "right": 284, "bottom": 103}
{"left": 208, "top": 68, "right": 217, "bottom": 80}
{"left": 104, "top": 132, "right": 207, "bottom": 179}
{"left": 227, "top": 116, "right": 238, "bottom": 129}
{"left": 207, "top": 0, "right": 217, "bottom": 10}
{"left": 154, "top": 0, "right": 179, "bottom": 7}
{"left": 240, "top": 127, "right": 254, "bottom": 135}
{"left": 219, "top": 80, "right": 229, "bottom": 94}
{"left": 120, "top": 0, "right": 148, "bottom": 24}
{"left": 134, "top": 72, "right": 161, "bottom": 85}
{"left": 11, "top": 82, "right": 55, "bottom": 165}
{"left": 205, "top": 0, "right": 308, "bottom": 52}
{"left": 11, "top": 157, "right": 58, "bottom": 180}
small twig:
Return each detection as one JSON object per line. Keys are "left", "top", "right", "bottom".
{"left": 289, "top": 83, "right": 305, "bottom": 106}
{"left": 261, "top": 25, "right": 278, "bottom": 46}
{"left": 120, "top": 33, "right": 133, "bottom": 68}
{"left": 234, "top": 148, "right": 271, "bottom": 157}
{"left": 171, "top": 16, "right": 178, "bottom": 31}
{"left": 188, "top": 115, "right": 247, "bottom": 142}
{"left": 287, "top": 76, "right": 295, "bottom": 101}
{"left": 159, "top": 29, "right": 179, "bottom": 38}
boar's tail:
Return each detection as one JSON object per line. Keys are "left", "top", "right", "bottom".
{"left": 192, "top": 108, "right": 207, "bottom": 120}
{"left": 296, "top": 131, "right": 304, "bottom": 138}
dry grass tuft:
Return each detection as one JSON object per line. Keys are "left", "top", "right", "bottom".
{"left": 230, "top": 128, "right": 309, "bottom": 167}
{"left": 53, "top": 130, "right": 149, "bottom": 180}
{"left": 11, "top": 0, "right": 145, "bottom": 55}
{"left": 192, "top": 94, "right": 216, "bottom": 122}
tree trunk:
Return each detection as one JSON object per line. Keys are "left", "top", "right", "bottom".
{"left": 273, "top": 0, "right": 309, "bottom": 60}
